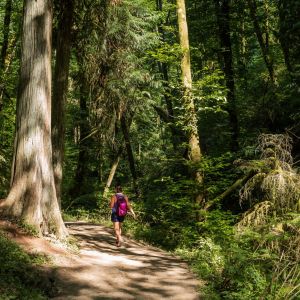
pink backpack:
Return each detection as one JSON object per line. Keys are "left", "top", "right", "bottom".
{"left": 116, "top": 194, "right": 128, "bottom": 217}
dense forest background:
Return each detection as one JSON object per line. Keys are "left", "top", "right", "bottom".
{"left": 0, "top": 0, "right": 299, "bottom": 298}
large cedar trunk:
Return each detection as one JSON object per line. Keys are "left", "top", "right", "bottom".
{"left": 52, "top": 0, "right": 74, "bottom": 206}
{"left": 0, "top": 0, "right": 67, "bottom": 238}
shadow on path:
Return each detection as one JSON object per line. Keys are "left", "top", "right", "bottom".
{"left": 51, "top": 222, "right": 202, "bottom": 300}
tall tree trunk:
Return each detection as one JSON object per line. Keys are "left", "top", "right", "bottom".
{"left": 70, "top": 73, "right": 91, "bottom": 197}
{"left": 235, "top": 2, "right": 248, "bottom": 90}
{"left": 120, "top": 114, "right": 138, "bottom": 195}
{"left": 278, "top": 0, "right": 292, "bottom": 73}
{"left": 0, "top": 0, "right": 12, "bottom": 70}
{"left": 156, "top": 0, "right": 180, "bottom": 151}
{"left": 157, "top": 62, "right": 181, "bottom": 151}
{"left": 0, "top": 0, "right": 13, "bottom": 112}
{"left": 0, "top": 0, "right": 67, "bottom": 238}
{"left": 176, "top": 0, "right": 203, "bottom": 204}
{"left": 52, "top": 0, "right": 74, "bottom": 206}
{"left": 247, "top": 0, "right": 275, "bottom": 83}
{"left": 215, "top": 0, "right": 239, "bottom": 151}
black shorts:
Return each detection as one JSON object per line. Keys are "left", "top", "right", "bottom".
{"left": 111, "top": 212, "right": 125, "bottom": 223}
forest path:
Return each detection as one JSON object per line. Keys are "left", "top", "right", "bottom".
{"left": 50, "top": 222, "right": 202, "bottom": 300}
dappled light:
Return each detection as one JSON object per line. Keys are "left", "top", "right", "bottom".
{"left": 49, "top": 223, "right": 201, "bottom": 300}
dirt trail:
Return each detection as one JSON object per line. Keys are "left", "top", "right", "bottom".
{"left": 2, "top": 221, "right": 202, "bottom": 299}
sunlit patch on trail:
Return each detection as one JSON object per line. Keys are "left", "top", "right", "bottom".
{"left": 80, "top": 249, "right": 146, "bottom": 267}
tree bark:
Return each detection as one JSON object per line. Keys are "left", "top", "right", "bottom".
{"left": 247, "top": 0, "right": 275, "bottom": 83}
{"left": 278, "top": 0, "right": 292, "bottom": 73}
{"left": 0, "top": 0, "right": 67, "bottom": 238}
{"left": 214, "top": 0, "right": 239, "bottom": 151}
{"left": 177, "top": 0, "right": 201, "bottom": 163}
{"left": 102, "top": 145, "right": 124, "bottom": 199}
{"left": 52, "top": 0, "right": 74, "bottom": 206}
{"left": 120, "top": 113, "right": 138, "bottom": 195}
{"left": 156, "top": 0, "right": 180, "bottom": 150}
{"left": 177, "top": 0, "right": 203, "bottom": 206}
{"left": 0, "top": 0, "right": 12, "bottom": 70}
{"left": 204, "top": 171, "right": 255, "bottom": 210}
{"left": 0, "top": 0, "right": 13, "bottom": 112}
{"left": 70, "top": 74, "right": 91, "bottom": 197}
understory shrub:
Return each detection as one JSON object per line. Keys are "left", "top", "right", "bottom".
{"left": 0, "top": 232, "right": 49, "bottom": 299}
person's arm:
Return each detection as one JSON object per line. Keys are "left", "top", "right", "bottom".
{"left": 125, "top": 196, "right": 136, "bottom": 218}
{"left": 110, "top": 195, "right": 116, "bottom": 209}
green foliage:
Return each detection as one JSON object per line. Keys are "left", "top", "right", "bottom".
{"left": 140, "top": 174, "right": 197, "bottom": 248}
{"left": 63, "top": 208, "right": 108, "bottom": 225}
{"left": 17, "top": 221, "right": 40, "bottom": 237}
{"left": 0, "top": 232, "right": 48, "bottom": 299}
{"left": 148, "top": 42, "right": 182, "bottom": 63}
{"left": 199, "top": 153, "right": 237, "bottom": 199}
{"left": 172, "top": 210, "right": 271, "bottom": 299}
{"left": 175, "top": 237, "right": 224, "bottom": 280}
{"left": 238, "top": 134, "right": 300, "bottom": 228}
{"left": 1, "top": 0, "right": 299, "bottom": 298}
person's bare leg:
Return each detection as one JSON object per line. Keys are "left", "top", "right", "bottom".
{"left": 114, "top": 222, "right": 121, "bottom": 245}
{"left": 119, "top": 222, "right": 123, "bottom": 243}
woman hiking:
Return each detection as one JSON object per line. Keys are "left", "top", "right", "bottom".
{"left": 110, "top": 185, "right": 135, "bottom": 247}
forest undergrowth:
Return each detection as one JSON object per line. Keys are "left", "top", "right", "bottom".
{"left": 0, "top": 231, "right": 50, "bottom": 300}
{"left": 64, "top": 134, "right": 300, "bottom": 300}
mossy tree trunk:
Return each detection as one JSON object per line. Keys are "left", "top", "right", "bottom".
{"left": 0, "top": 0, "right": 68, "bottom": 239}
{"left": 176, "top": 0, "right": 204, "bottom": 205}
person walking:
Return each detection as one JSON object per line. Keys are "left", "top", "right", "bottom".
{"left": 110, "top": 185, "right": 135, "bottom": 247}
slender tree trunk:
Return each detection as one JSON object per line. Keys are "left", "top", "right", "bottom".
{"left": 156, "top": 0, "right": 180, "bottom": 151}
{"left": 236, "top": 3, "right": 247, "bottom": 75}
{"left": 278, "top": 0, "right": 292, "bottom": 73}
{"left": 157, "top": 62, "right": 180, "bottom": 150}
{"left": 0, "top": 0, "right": 13, "bottom": 112}
{"left": 0, "top": 0, "right": 67, "bottom": 238}
{"left": 247, "top": 0, "right": 275, "bottom": 83}
{"left": 102, "top": 145, "right": 124, "bottom": 199}
{"left": 71, "top": 75, "right": 91, "bottom": 197}
{"left": 120, "top": 114, "right": 138, "bottom": 195}
{"left": 177, "top": 0, "right": 203, "bottom": 205}
{"left": 52, "top": 0, "right": 74, "bottom": 206}
{"left": 0, "top": 0, "right": 12, "bottom": 70}
{"left": 215, "top": 0, "right": 239, "bottom": 151}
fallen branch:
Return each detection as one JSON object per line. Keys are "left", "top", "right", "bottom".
{"left": 204, "top": 171, "right": 256, "bottom": 210}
